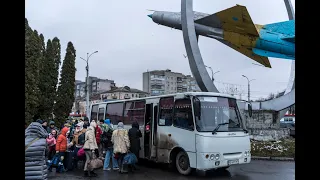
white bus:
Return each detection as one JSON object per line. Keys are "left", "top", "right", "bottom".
{"left": 89, "top": 92, "right": 251, "bottom": 175}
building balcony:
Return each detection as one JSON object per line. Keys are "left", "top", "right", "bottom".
{"left": 150, "top": 81, "right": 165, "bottom": 86}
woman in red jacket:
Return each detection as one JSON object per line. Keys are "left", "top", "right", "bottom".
{"left": 95, "top": 123, "right": 103, "bottom": 157}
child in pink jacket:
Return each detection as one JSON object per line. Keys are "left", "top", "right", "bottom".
{"left": 46, "top": 130, "right": 57, "bottom": 160}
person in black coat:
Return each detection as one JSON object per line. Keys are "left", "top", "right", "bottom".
{"left": 128, "top": 121, "right": 142, "bottom": 164}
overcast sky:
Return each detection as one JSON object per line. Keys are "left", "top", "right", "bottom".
{"left": 26, "top": 0, "right": 295, "bottom": 100}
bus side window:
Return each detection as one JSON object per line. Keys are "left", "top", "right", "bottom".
{"left": 106, "top": 102, "right": 124, "bottom": 124}
{"left": 98, "top": 108, "right": 105, "bottom": 121}
{"left": 91, "top": 105, "right": 99, "bottom": 121}
{"left": 159, "top": 97, "right": 174, "bottom": 126}
{"left": 173, "top": 99, "right": 194, "bottom": 131}
{"left": 123, "top": 101, "right": 145, "bottom": 125}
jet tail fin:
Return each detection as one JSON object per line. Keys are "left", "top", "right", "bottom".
{"left": 217, "top": 39, "right": 272, "bottom": 68}
{"left": 195, "top": 5, "right": 259, "bottom": 36}
{"left": 195, "top": 5, "right": 271, "bottom": 67}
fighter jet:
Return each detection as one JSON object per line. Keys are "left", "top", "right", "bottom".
{"left": 148, "top": 5, "right": 295, "bottom": 68}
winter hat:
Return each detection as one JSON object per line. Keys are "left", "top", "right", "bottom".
{"left": 36, "top": 119, "right": 43, "bottom": 124}
{"left": 49, "top": 121, "right": 55, "bottom": 125}
{"left": 104, "top": 119, "right": 111, "bottom": 125}
{"left": 117, "top": 122, "right": 124, "bottom": 129}
{"left": 90, "top": 121, "right": 97, "bottom": 128}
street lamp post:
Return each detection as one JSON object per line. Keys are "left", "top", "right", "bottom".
{"left": 242, "top": 75, "right": 255, "bottom": 102}
{"left": 80, "top": 51, "right": 98, "bottom": 117}
{"left": 205, "top": 65, "right": 220, "bottom": 82}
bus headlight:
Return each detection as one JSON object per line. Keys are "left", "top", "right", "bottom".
{"left": 215, "top": 154, "right": 220, "bottom": 160}
{"left": 210, "top": 154, "right": 215, "bottom": 160}
{"left": 244, "top": 151, "right": 250, "bottom": 157}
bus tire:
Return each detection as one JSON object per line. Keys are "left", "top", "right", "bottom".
{"left": 175, "top": 151, "right": 192, "bottom": 175}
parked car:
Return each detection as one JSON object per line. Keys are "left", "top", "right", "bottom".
{"left": 280, "top": 114, "right": 295, "bottom": 137}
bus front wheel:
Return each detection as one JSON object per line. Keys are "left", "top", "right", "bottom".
{"left": 176, "top": 151, "right": 192, "bottom": 175}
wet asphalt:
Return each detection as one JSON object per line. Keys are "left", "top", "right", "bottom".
{"left": 48, "top": 160, "right": 295, "bottom": 180}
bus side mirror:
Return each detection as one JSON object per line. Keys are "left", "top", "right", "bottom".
{"left": 248, "top": 104, "right": 252, "bottom": 117}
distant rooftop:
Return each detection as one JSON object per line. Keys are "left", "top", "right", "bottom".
{"left": 102, "top": 86, "right": 148, "bottom": 94}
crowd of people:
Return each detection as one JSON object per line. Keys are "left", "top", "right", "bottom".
{"left": 25, "top": 117, "right": 143, "bottom": 179}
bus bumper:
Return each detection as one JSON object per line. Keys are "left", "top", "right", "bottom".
{"left": 195, "top": 152, "right": 251, "bottom": 171}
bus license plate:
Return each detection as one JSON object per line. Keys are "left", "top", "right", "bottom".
{"left": 228, "top": 160, "right": 239, "bottom": 165}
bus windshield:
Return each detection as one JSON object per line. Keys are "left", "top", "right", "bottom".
{"left": 194, "top": 96, "right": 243, "bottom": 132}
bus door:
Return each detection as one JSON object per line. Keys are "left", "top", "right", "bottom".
{"left": 150, "top": 104, "right": 158, "bottom": 158}
{"left": 144, "top": 103, "right": 153, "bottom": 158}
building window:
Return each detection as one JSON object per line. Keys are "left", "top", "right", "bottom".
{"left": 132, "top": 94, "right": 134, "bottom": 97}
{"left": 173, "top": 99, "right": 194, "bottom": 131}
{"left": 106, "top": 102, "right": 124, "bottom": 124}
{"left": 159, "top": 97, "right": 174, "bottom": 126}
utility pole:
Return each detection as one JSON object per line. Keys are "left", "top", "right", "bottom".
{"left": 242, "top": 75, "right": 255, "bottom": 102}
{"left": 205, "top": 65, "right": 220, "bottom": 82}
{"left": 80, "top": 51, "right": 98, "bottom": 117}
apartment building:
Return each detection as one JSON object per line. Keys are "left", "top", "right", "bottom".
{"left": 142, "top": 69, "right": 201, "bottom": 96}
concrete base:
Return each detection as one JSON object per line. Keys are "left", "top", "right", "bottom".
{"left": 249, "top": 128, "right": 290, "bottom": 141}
{"left": 252, "top": 156, "right": 294, "bottom": 161}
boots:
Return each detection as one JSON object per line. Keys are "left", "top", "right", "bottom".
{"left": 90, "top": 171, "right": 97, "bottom": 177}
{"left": 84, "top": 171, "right": 89, "bottom": 177}
{"left": 120, "top": 164, "right": 128, "bottom": 173}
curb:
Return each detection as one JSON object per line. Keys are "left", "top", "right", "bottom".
{"left": 251, "top": 156, "right": 295, "bottom": 161}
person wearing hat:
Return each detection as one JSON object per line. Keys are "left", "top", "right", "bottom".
{"left": 36, "top": 119, "right": 48, "bottom": 133}
{"left": 83, "top": 117, "right": 90, "bottom": 127}
{"left": 83, "top": 121, "right": 99, "bottom": 177}
{"left": 47, "top": 120, "right": 58, "bottom": 133}
{"left": 70, "top": 122, "right": 86, "bottom": 168}
{"left": 112, "top": 122, "right": 130, "bottom": 173}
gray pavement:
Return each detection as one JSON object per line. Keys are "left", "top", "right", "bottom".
{"left": 48, "top": 160, "right": 295, "bottom": 180}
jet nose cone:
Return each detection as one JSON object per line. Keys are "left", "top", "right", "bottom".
{"left": 147, "top": 14, "right": 152, "bottom": 19}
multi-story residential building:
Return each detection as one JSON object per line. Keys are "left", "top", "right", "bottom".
{"left": 142, "top": 69, "right": 201, "bottom": 96}
{"left": 100, "top": 86, "right": 149, "bottom": 100}
{"left": 75, "top": 76, "right": 116, "bottom": 99}
{"left": 75, "top": 80, "right": 86, "bottom": 98}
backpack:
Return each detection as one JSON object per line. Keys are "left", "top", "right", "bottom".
{"left": 101, "top": 129, "right": 113, "bottom": 148}
{"left": 78, "top": 132, "right": 85, "bottom": 145}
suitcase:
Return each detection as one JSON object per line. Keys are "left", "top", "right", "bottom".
{"left": 63, "top": 151, "right": 74, "bottom": 171}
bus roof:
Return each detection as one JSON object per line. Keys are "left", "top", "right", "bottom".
{"left": 92, "top": 92, "right": 236, "bottom": 105}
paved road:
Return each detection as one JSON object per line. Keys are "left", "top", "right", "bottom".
{"left": 48, "top": 160, "right": 295, "bottom": 180}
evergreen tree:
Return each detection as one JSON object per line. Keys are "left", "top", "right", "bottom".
{"left": 54, "top": 42, "right": 76, "bottom": 126}
{"left": 52, "top": 37, "right": 61, "bottom": 92}
{"left": 37, "top": 39, "right": 55, "bottom": 119}
{"left": 25, "top": 18, "right": 41, "bottom": 124}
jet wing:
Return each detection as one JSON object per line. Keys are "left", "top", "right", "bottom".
{"left": 195, "top": 5, "right": 259, "bottom": 36}
{"left": 216, "top": 39, "right": 272, "bottom": 68}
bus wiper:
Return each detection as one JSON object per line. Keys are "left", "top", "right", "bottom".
{"left": 233, "top": 122, "right": 248, "bottom": 133}
{"left": 212, "top": 122, "right": 229, "bottom": 135}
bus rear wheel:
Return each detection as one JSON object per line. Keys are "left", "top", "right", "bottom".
{"left": 176, "top": 151, "right": 192, "bottom": 175}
